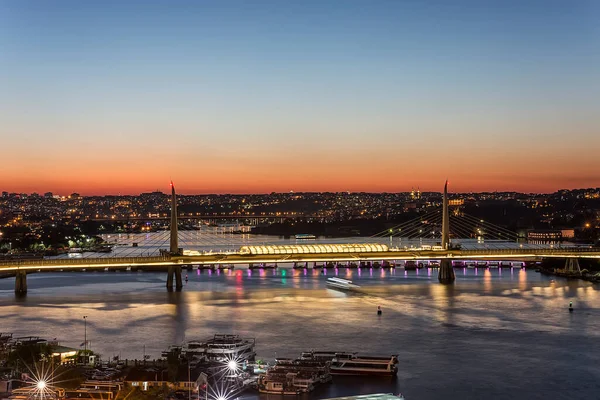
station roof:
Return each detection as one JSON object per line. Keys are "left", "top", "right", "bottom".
{"left": 239, "top": 243, "right": 389, "bottom": 255}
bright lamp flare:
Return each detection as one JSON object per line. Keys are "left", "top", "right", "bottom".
{"left": 217, "top": 397, "right": 226, "bottom": 400}
{"left": 227, "top": 360, "right": 237, "bottom": 370}
{"left": 36, "top": 381, "right": 46, "bottom": 390}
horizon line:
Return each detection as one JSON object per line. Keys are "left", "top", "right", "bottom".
{"left": 2, "top": 187, "right": 600, "bottom": 197}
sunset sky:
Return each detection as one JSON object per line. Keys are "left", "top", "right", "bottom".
{"left": 1, "top": 0, "right": 599, "bottom": 195}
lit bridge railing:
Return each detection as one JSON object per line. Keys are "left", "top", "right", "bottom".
{"left": 1, "top": 247, "right": 600, "bottom": 272}
{"left": 0, "top": 255, "right": 171, "bottom": 268}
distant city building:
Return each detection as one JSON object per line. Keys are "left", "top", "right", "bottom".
{"left": 44, "top": 192, "right": 53, "bottom": 198}
{"left": 527, "top": 230, "right": 562, "bottom": 241}
{"left": 404, "top": 202, "right": 417, "bottom": 210}
{"left": 141, "top": 190, "right": 165, "bottom": 198}
{"left": 561, "top": 229, "right": 575, "bottom": 239}
{"left": 70, "top": 193, "right": 81, "bottom": 199}
{"left": 1, "top": 191, "right": 7, "bottom": 198}
{"left": 410, "top": 188, "right": 421, "bottom": 200}
{"left": 448, "top": 199, "right": 464, "bottom": 206}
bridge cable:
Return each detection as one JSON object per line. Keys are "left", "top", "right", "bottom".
{"left": 369, "top": 209, "right": 442, "bottom": 238}
{"left": 387, "top": 210, "right": 444, "bottom": 239}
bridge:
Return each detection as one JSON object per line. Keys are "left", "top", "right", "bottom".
{"left": 2, "top": 181, "right": 599, "bottom": 294}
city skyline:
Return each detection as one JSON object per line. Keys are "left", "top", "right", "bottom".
{"left": 1, "top": 0, "right": 599, "bottom": 194}
{"left": 2, "top": 183, "right": 600, "bottom": 197}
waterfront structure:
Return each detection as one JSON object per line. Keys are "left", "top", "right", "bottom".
{"left": 51, "top": 345, "right": 78, "bottom": 363}
{"left": 125, "top": 366, "right": 206, "bottom": 392}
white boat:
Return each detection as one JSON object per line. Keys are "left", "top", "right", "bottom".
{"left": 326, "top": 277, "right": 360, "bottom": 290}
{"left": 301, "top": 351, "right": 398, "bottom": 377}
{"left": 183, "top": 334, "right": 256, "bottom": 363}
{"left": 330, "top": 354, "right": 398, "bottom": 377}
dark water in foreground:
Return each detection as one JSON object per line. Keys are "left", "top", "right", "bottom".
{"left": 1, "top": 268, "right": 600, "bottom": 400}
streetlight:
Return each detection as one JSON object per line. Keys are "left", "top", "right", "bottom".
{"left": 227, "top": 360, "right": 237, "bottom": 371}
{"left": 36, "top": 380, "right": 46, "bottom": 390}
{"left": 83, "top": 316, "right": 88, "bottom": 365}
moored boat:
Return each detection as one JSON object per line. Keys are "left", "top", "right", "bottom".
{"left": 182, "top": 334, "right": 256, "bottom": 363}
{"left": 257, "top": 375, "right": 306, "bottom": 395}
{"left": 300, "top": 351, "right": 398, "bottom": 377}
{"left": 330, "top": 355, "right": 398, "bottom": 377}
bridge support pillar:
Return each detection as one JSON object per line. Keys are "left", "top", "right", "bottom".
{"left": 174, "top": 266, "right": 183, "bottom": 290}
{"left": 167, "top": 266, "right": 174, "bottom": 290}
{"left": 167, "top": 266, "right": 183, "bottom": 290}
{"left": 15, "top": 271, "right": 27, "bottom": 295}
{"left": 565, "top": 258, "right": 581, "bottom": 275}
{"left": 438, "top": 259, "right": 455, "bottom": 284}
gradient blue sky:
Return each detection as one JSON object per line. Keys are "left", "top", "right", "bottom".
{"left": 1, "top": 0, "right": 599, "bottom": 194}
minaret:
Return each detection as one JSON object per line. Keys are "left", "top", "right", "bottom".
{"left": 441, "top": 180, "right": 450, "bottom": 250}
{"left": 169, "top": 182, "right": 179, "bottom": 255}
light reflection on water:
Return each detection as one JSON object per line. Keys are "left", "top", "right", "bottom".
{"left": 1, "top": 269, "right": 600, "bottom": 400}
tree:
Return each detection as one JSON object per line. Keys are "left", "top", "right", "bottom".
{"left": 7, "top": 343, "right": 53, "bottom": 371}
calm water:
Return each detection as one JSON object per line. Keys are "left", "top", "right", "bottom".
{"left": 1, "top": 268, "right": 599, "bottom": 400}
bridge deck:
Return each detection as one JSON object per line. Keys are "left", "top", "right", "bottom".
{"left": 1, "top": 248, "right": 599, "bottom": 273}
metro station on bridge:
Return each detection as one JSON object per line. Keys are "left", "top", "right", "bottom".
{"left": 239, "top": 243, "right": 389, "bottom": 255}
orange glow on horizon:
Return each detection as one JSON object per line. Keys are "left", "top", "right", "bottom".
{"left": 1, "top": 171, "right": 598, "bottom": 196}
{"left": 2, "top": 143, "right": 598, "bottom": 195}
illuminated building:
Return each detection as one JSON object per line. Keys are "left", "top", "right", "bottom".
{"left": 527, "top": 230, "right": 562, "bottom": 240}
{"left": 240, "top": 243, "right": 389, "bottom": 255}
